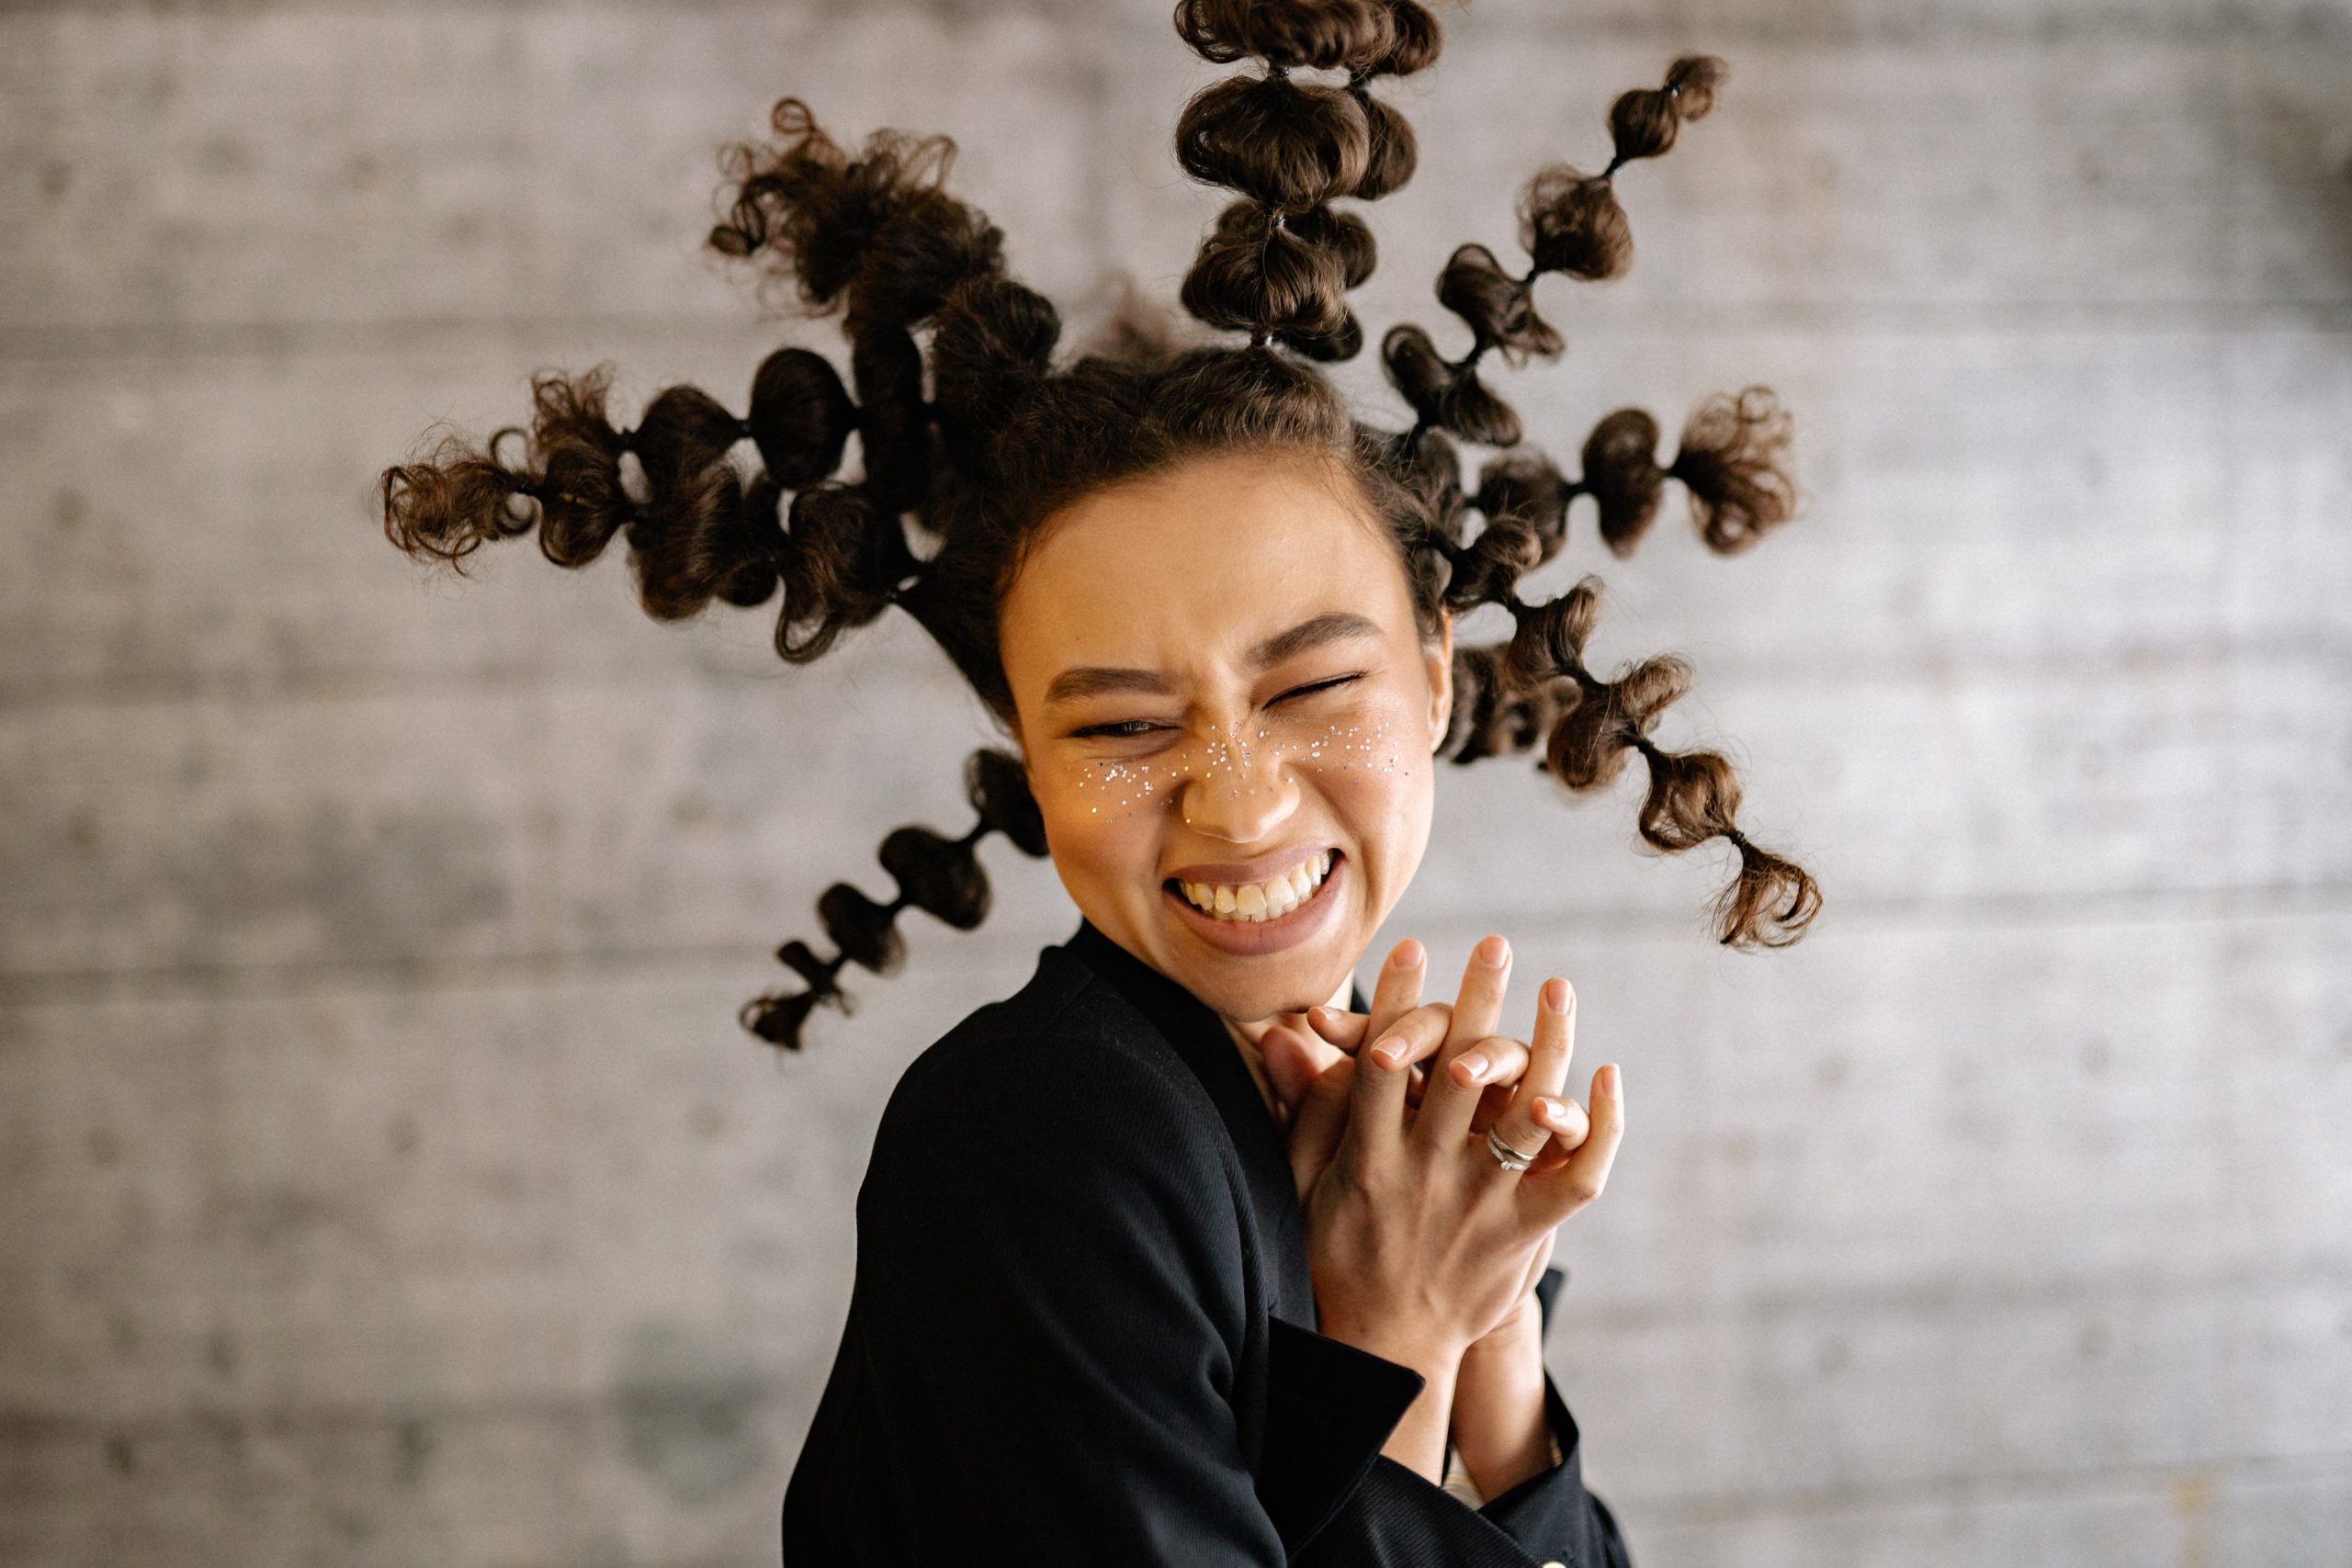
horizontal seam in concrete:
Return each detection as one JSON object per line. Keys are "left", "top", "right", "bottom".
{"left": 2, "top": 882, "right": 2347, "bottom": 1012}
{"left": 5, "top": 300, "right": 2352, "bottom": 362}
{"left": 3, "top": 636, "right": 2344, "bottom": 716}
{"left": 1615, "top": 1444, "right": 2352, "bottom": 1524}
{"left": 6, "top": 0, "right": 2347, "bottom": 48}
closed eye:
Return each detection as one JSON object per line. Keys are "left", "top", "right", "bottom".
{"left": 1278, "top": 673, "right": 1363, "bottom": 704}
{"left": 1070, "top": 717, "right": 1168, "bottom": 740}
{"left": 1069, "top": 674, "right": 1365, "bottom": 740}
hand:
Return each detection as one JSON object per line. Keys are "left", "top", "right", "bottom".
{"left": 1301, "top": 933, "right": 1623, "bottom": 1368}
{"left": 1259, "top": 941, "right": 1488, "bottom": 1203}
{"left": 1266, "top": 942, "right": 1599, "bottom": 1203}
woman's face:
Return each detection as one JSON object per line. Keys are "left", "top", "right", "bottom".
{"left": 998, "top": 447, "right": 1453, "bottom": 1025}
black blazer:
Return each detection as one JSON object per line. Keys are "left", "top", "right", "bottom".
{"left": 784, "top": 917, "right": 1634, "bottom": 1567}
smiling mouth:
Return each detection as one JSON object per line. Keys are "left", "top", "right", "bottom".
{"left": 1163, "top": 849, "right": 1339, "bottom": 924}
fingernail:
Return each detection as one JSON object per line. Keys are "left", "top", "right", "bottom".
{"left": 1538, "top": 1098, "right": 1571, "bottom": 1129}
{"left": 1599, "top": 1064, "right": 1621, "bottom": 1100}
{"left": 1456, "top": 1052, "right": 1488, "bottom": 1080}
{"left": 1541, "top": 978, "right": 1568, "bottom": 1013}
{"left": 1392, "top": 938, "right": 1424, "bottom": 968}
{"left": 1475, "top": 934, "right": 1508, "bottom": 969}
{"left": 1370, "top": 1036, "right": 1404, "bottom": 1069}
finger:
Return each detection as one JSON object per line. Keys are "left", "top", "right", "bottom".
{"left": 1305, "top": 931, "right": 1430, "bottom": 1054}
{"left": 1525, "top": 1095, "right": 1589, "bottom": 1173}
{"left": 1525, "top": 1063, "right": 1623, "bottom": 1224}
{"left": 1354, "top": 935, "right": 1426, "bottom": 1049}
{"left": 1454, "top": 1032, "right": 1530, "bottom": 1136}
{"left": 1285, "top": 1051, "right": 1358, "bottom": 1201}
{"left": 1362, "top": 1002, "right": 1454, "bottom": 1073}
{"left": 1443, "top": 1033, "right": 1528, "bottom": 1103}
{"left": 1305, "top": 1004, "right": 1368, "bottom": 1051}
{"left": 1258, "top": 1023, "right": 1342, "bottom": 1122}
{"left": 1347, "top": 944, "right": 1439, "bottom": 1158}
{"left": 1487, "top": 978, "right": 1576, "bottom": 1168}
{"left": 1467, "top": 1077, "right": 1517, "bottom": 1137}
{"left": 1414, "top": 935, "right": 1512, "bottom": 1149}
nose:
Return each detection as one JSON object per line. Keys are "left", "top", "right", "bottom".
{"left": 1176, "top": 728, "right": 1297, "bottom": 845}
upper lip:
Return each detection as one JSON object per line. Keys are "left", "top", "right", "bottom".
{"left": 1163, "top": 845, "right": 1337, "bottom": 886}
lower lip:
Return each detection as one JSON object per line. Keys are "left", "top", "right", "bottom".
{"left": 1163, "top": 852, "right": 1347, "bottom": 957}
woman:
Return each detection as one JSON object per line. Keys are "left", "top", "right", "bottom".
{"left": 379, "top": 3, "right": 1819, "bottom": 1561}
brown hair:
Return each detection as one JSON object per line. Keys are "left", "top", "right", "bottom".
{"left": 379, "top": 1, "right": 1819, "bottom": 1050}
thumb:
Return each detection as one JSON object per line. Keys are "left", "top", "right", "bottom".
{"left": 1259, "top": 1021, "right": 1345, "bottom": 1120}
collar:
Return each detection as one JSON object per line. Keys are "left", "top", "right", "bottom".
{"left": 1061, "top": 916, "right": 1366, "bottom": 1326}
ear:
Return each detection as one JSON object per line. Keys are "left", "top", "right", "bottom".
{"left": 1423, "top": 608, "right": 1454, "bottom": 752}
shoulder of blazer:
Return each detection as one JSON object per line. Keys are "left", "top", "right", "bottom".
{"left": 875, "top": 942, "right": 1221, "bottom": 1142}
{"left": 857, "top": 943, "right": 1270, "bottom": 1359}
{"left": 862, "top": 942, "right": 1250, "bottom": 1240}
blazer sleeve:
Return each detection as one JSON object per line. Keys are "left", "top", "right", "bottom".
{"left": 853, "top": 1029, "right": 1425, "bottom": 1565}
{"left": 1292, "top": 1267, "right": 1636, "bottom": 1568}
{"left": 1461, "top": 1370, "right": 1637, "bottom": 1568}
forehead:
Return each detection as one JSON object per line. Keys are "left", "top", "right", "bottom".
{"left": 999, "top": 448, "right": 1408, "bottom": 683}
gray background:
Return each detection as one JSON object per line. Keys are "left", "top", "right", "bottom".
{"left": 5, "top": 1, "right": 2349, "bottom": 1564}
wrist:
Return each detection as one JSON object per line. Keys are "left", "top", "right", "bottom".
{"left": 1450, "top": 1329, "right": 1555, "bottom": 1499}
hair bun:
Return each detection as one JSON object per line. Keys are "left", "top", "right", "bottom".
{"left": 748, "top": 348, "right": 857, "bottom": 490}
{"left": 1505, "top": 576, "right": 1601, "bottom": 688}
{"left": 1175, "top": 73, "right": 1372, "bottom": 213}
{"left": 1519, "top": 165, "right": 1633, "bottom": 282}
{"left": 1173, "top": 0, "right": 1398, "bottom": 72}
{"left": 1579, "top": 406, "right": 1668, "bottom": 553}
{"left": 1608, "top": 54, "right": 1725, "bottom": 165}
{"left": 775, "top": 481, "right": 911, "bottom": 661}
{"left": 1669, "top": 385, "right": 1797, "bottom": 552}
{"left": 1476, "top": 450, "right": 1576, "bottom": 562}
{"left": 878, "top": 826, "right": 989, "bottom": 929}
{"left": 967, "top": 749, "right": 1049, "bottom": 857}
{"left": 818, "top": 883, "right": 905, "bottom": 974}
{"left": 1182, "top": 211, "right": 1353, "bottom": 337}
{"left": 932, "top": 277, "right": 1062, "bottom": 458}
{"left": 1380, "top": 323, "right": 1522, "bottom": 447}
{"left": 1439, "top": 243, "right": 1562, "bottom": 363}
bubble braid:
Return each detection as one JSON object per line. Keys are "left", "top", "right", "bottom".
{"left": 378, "top": 4, "right": 1818, "bottom": 1051}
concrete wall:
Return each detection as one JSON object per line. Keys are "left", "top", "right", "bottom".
{"left": 4, "top": 2, "right": 2347, "bottom": 1563}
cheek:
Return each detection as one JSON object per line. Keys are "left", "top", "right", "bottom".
{"left": 1283, "top": 704, "right": 1431, "bottom": 848}
{"left": 1037, "top": 757, "right": 1174, "bottom": 881}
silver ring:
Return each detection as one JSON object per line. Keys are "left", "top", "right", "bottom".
{"left": 1485, "top": 1126, "right": 1540, "bottom": 1172}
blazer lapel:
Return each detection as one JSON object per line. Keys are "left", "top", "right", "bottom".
{"left": 1060, "top": 919, "right": 1366, "bottom": 1328}
{"left": 1060, "top": 920, "right": 1415, "bottom": 1558}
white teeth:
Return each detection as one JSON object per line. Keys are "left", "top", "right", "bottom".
{"left": 1178, "top": 852, "right": 1335, "bottom": 922}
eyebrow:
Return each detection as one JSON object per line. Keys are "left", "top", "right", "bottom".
{"left": 1042, "top": 610, "right": 1383, "bottom": 707}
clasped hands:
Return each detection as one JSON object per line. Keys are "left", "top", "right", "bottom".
{"left": 1251, "top": 934, "right": 1623, "bottom": 1493}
